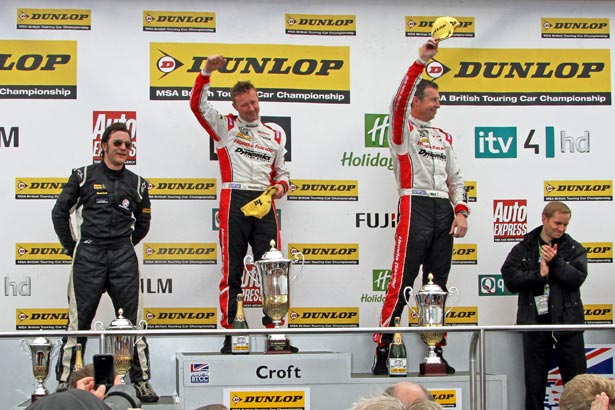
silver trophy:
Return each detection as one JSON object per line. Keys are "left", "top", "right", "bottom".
{"left": 404, "top": 273, "right": 458, "bottom": 376}
{"left": 21, "top": 335, "right": 58, "bottom": 402}
{"left": 244, "top": 240, "right": 304, "bottom": 353}
{"left": 97, "top": 308, "right": 147, "bottom": 383}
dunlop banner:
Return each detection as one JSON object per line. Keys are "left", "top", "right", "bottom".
{"left": 15, "top": 177, "right": 66, "bottom": 199}
{"left": 0, "top": 40, "right": 77, "bottom": 99}
{"left": 425, "top": 48, "right": 611, "bottom": 105}
{"left": 287, "top": 179, "right": 358, "bottom": 201}
{"left": 227, "top": 389, "right": 307, "bottom": 410}
{"left": 584, "top": 304, "right": 613, "bottom": 324}
{"left": 144, "top": 307, "right": 217, "bottom": 329}
{"left": 17, "top": 8, "right": 91, "bottom": 30}
{"left": 17, "top": 308, "right": 68, "bottom": 330}
{"left": 582, "top": 242, "right": 613, "bottom": 263}
{"left": 150, "top": 43, "right": 350, "bottom": 103}
{"left": 143, "top": 243, "right": 217, "bottom": 264}
{"left": 288, "top": 307, "right": 359, "bottom": 328}
{"left": 16, "top": 243, "right": 71, "bottom": 265}
{"left": 285, "top": 14, "right": 356, "bottom": 36}
{"left": 143, "top": 10, "right": 215, "bottom": 32}
{"left": 544, "top": 180, "right": 613, "bottom": 201}
{"left": 288, "top": 243, "right": 359, "bottom": 265}
{"left": 148, "top": 178, "right": 217, "bottom": 199}
{"left": 541, "top": 18, "right": 609, "bottom": 39}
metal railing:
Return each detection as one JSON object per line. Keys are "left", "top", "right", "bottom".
{"left": 6, "top": 324, "right": 615, "bottom": 410}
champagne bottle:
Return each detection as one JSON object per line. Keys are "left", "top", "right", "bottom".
{"left": 231, "top": 293, "right": 250, "bottom": 355}
{"left": 388, "top": 317, "right": 407, "bottom": 377}
{"left": 73, "top": 343, "right": 83, "bottom": 371}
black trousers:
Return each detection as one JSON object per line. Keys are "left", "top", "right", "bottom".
{"left": 522, "top": 331, "right": 586, "bottom": 410}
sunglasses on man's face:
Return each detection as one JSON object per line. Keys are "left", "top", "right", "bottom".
{"left": 111, "top": 139, "right": 133, "bottom": 149}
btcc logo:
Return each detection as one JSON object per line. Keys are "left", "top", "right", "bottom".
{"left": 0, "top": 54, "right": 71, "bottom": 71}
{"left": 455, "top": 61, "right": 604, "bottom": 79}
{"left": 188, "top": 56, "right": 344, "bottom": 76}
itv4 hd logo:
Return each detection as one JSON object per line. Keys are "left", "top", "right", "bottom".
{"left": 475, "top": 126, "right": 590, "bottom": 158}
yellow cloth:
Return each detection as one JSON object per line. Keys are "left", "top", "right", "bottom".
{"left": 241, "top": 186, "right": 278, "bottom": 219}
{"left": 431, "top": 16, "right": 460, "bottom": 41}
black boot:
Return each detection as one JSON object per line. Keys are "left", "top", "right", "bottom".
{"left": 434, "top": 346, "right": 455, "bottom": 374}
{"left": 371, "top": 344, "right": 389, "bottom": 375}
{"left": 220, "top": 335, "right": 232, "bottom": 354}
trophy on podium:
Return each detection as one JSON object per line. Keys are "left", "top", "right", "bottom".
{"left": 244, "top": 240, "right": 303, "bottom": 353}
{"left": 405, "top": 273, "right": 458, "bottom": 376}
{"left": 97, "top": 308, "right": 147, "bottom": 383}
{"left": 21, "top": 335, "right": 58, "bottom": 402}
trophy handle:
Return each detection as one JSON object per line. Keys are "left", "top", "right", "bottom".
{"left": 20, "top": 339, "right": 31, "bottom": 358}
{"left": 403, "top": 286, "right": 419, "bottom": 317}
{"left": 93, "top": 320, "right": 105, "bottom": 331}
{"left": 290, "top": 251, "right": 304, "bottom": 281}
{"left": 243, "top": 255, "right": 260, "bottom": 285}
{"left": 51, "top": 340, "right": 62, "bottom": 359}
{"left": 445, "top": 286, "right": 460, "bottom": 316}
{"left": 134, "top": 320, "right": 148, "bottom": 345}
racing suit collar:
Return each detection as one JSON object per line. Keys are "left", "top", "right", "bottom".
{"left": 410, "top": 115, "right": 431, "bottom": 128}
{"left": 237, "top": 116, "right": 261, "bottom": 128}
{"left": 101, "top": 160, "right": 125, "bottom": 177}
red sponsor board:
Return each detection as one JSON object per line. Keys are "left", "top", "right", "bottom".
{"left": 92, "top": 111, "right": 137, "bottom": 165}
{"left": 493, "top": 199, "right": 528, "bottom": 242}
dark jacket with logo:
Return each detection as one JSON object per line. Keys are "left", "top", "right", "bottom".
{"left": 52, "top": 162, "right": 151, "bottom": 254}
{"left": 500, "top": 226, "right": 587, "bottom": 328}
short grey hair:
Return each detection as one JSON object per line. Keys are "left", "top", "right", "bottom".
{"left": 351, "top": 394, "right": 410, "bottom": 410}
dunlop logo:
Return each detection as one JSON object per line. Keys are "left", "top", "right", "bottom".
{"left": 229, "top": 391, "right": 305, "bottom": 408}
{"left": 288, "top": 243, "right": 359, "bottom": 265}
{"left": 452, "top": 244, "right": 478, "bottom": 265}
{"left": 15, "top": 177, "right": 67, "bottom": 199}
{"left": 16, "top": 243, "right": 71, "bottom": 265}
{"left": 405, "top": 16, "right": 475, "bottom": 38}
{"left": 544, "top": 180, "right": 613, "bottom": 201}
{"left": 285, "top": 14, "right": 356, "bottom": 36}
{"left": 408, "top": 306, "right": 478, "bottom": 326}
{"left": 584, "top": 304, "right": 613, "bottom": 324}
{"left": 148, "top": 178, "right": 216, "bottom": 199}
{"left": 430, "top": 389, "right": 458, "bottom": 406}
{"left": 144, "top": 307, "right": 217, "bottom": 329}
{"left": 287, "top": 179, "right": 358, "bottom": 201}
{"left": 582, "top": 242, "right": 613, "bottom": 263}
{"left": 143, "top": 243, "right": 217, "bottom": 264}
{"left": 17, "top": 8, "right": 92, "bottom": 30}
{"left": 465, "top": 180, "right": 477, "bottom": 202}
{"left": 17, "top": 308, "right": 68, "bottom": 330}
{"left": 542, "top": 18, "right": 609, "bottom": 39}
{"left": 143, "top": 10, "right": 215, "bottom": 32}
{"left": 288, "top": 307, "right": 359, "bottom": 328}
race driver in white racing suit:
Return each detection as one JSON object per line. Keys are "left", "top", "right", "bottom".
{"left": 190, "top": 54, "right": 292, "bottom": 353}
{"left": 372, "top": 38, "right": 470, "bottom": 375}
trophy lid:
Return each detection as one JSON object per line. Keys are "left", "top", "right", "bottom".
{"left": 259, "top": 240, "right": 288, "bottom": 262}
{"left": 29, "top": 335, "right": 52, "bottom": 346}
{"left": 418, "top": 273, "right": 447, "bottom": 295}
{"left": 107, "top": 308, "right": 136, "bottom": 330}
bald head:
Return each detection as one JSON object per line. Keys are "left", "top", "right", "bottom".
{"left": 385, "top": 382, "right": 434, "bottom": 404}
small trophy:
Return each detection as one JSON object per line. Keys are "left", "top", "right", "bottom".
{"left": 244, "top": 240, "right": 303, "bottom": 353}
{"left": 21, "top": 336, "right": 57, "bottom": 402}
{"left": 405, "top": 274, "right": 458, "bottom": 376}
{"left": 99, "top": 309, "right": 147, "bottom": 383}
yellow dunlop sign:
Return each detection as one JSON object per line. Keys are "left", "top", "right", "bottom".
{"left": 0, "top": 40, "right": 77, "bottom": 99}
{"left": 144, "top": 307, "right": 217, "bottom": 329}
{"left": 16, "top": 243, "right": 71, "bottom": 265}
{"left": 15, "top": 177, "right": 67, "bottom": 199}
{"left": 148, "top": 178, "right": 217, "bottom": 199}
{"left": 582, "top": 242, "right": 613, "bottom": 263}
{"left": 584, "top": 304, "right": 613, "bottom": 324}
{"left": 229, "top": 390, "right": 306, "bottom": 409}
{"left": 429, "top": 389, "right": 459, "bottom": 406}
{"left": 288, "top": 307, "right": 359, "bottom": 328}
{"left": 465, "top": 180, "right": 477, "bottom": 202}
{"left": 17, "top": 8, "right": 91, "bottom": 30}
{"left": 542, "top": 17, "right": 609, "bottom": 39}
{"left": 409, "top": 306, "right": 478, "bottom": 326}
{"left": 452, "top": 243, "right": 478, "bottom": 265}
{"left": 285, "top": 14, "right": 356, "bottom": 35}
{"left": 288, "top": 243, "right": 359, "bottom": 265}
{"left": 287, "top": 179, "right": 358, "bottom": 201}
{"left": 17, "top": 308, "right": 68, "bottom": 330}
{"left": 405, "top": 16, "right": 475, "bottom": 37}
{"left": 143, "top": 10, "right": 215, "bottom": 32}
{"left": 150, "top": 43, "right": 350, "bottom": 103}
{"left": 143, "top": 243, "right": 217, "bottom": 264}
{"left": 426, "top": 48, "right": 611, "bottom": 106}
{"left": 544, "top": 180, "right": 613, "bottom": 201}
